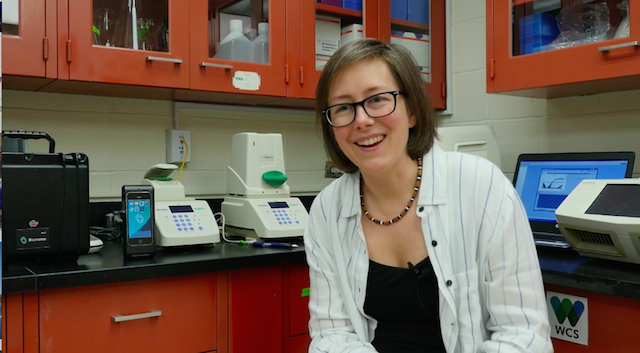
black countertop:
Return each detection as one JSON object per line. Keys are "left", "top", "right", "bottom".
{"left": 3, "top": 241, "right": 640, "bottom": 301}
{"left": 2, "top": 239, "right": 306, "bottom": 293}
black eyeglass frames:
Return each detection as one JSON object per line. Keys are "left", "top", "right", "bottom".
{"left": 322, "top": 91, "right": 403, "bottom": 128}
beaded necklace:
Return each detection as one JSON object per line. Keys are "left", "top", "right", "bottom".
{"left": 360, "top": 157, "right": 422, "bottom": 226}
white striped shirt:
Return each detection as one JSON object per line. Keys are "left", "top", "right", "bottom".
{"left": 304, "top": 144, "right": 553, "bottom": 353}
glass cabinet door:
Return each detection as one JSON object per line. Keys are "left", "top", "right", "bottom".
{"left": 65, "top": 0, "right": 190, "bottom": 88}
{"left": 380, "top": 0, "right": 446, "bottom": 110}
{"left": 190, "top": 0, "right": 287, "bottom": 96}
{"left": 2, "top": 0, "right": 53, "bottom": 78}
{"left": 512, "top": 0, "right": 631, "bottom": 56}
{"left": 299, "top": 0, "right": 368, "bottom": 98}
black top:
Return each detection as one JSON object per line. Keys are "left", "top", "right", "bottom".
{"left": 364, "top": 256, "right": 446, "bottom": 353}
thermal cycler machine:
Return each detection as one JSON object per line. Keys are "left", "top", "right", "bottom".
{"left": 221, "top": 132, "right": 309, "bottom": 240}
{"left": 555, "top": 178, "right": 640, "bottom": 264}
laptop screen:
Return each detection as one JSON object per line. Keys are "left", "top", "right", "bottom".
{"left": 514, "top": 160, "right": 629, "bottom": 223}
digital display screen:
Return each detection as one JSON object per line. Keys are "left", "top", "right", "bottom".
{"left": 127, "top": 198, "right": 152, "bottom": 239}
{"left": 268, "top": 202, "right": 289, "bottom": 209}
{"left": 169, "top": 205, "right": 194, "bottom": 213}
{"left": 513, "top": 160, "right": 629, "bottom": 223}
{"left": 586, "top": 184, "right": 640, "bottom": 218}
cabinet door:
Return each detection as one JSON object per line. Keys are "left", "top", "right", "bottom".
{"left": 2, "top": 0, "right": 57, "bottom": 78}
{"left": 379, "top": 0, "right": 446, "bottom": 110}
{"left": 490, "top": 0, "right": 640, "bottom": 94}
{"left": 299, "top": 0, "right": 377, "bottom": 99}
{"left": 39, "top": 274, "right": 217, "bottom": 353}
{"left": 189, "top": 0, "right": 288, "bottom": 96}
{"left": 62, "top": 0, "right": 190, "bottom": 88}
{"left": 288, "top": 264, "right": 311, "bottom": 337}
{"left": 228, "top": 266, "right": 283, "bottom": 353}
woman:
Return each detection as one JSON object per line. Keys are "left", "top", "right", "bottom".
{"left": 304, "top": 38, "right": 552, "bottom": 353}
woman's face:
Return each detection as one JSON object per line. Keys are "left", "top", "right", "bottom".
{"left": 328, "top": 58, "right": 416, "bottom": 175}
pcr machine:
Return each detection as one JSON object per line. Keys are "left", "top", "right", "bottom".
{"left": 142, "top": 164, "right": 220, "bottom": 247}
{"left": 555, "top": 178, "right": 640, "bottom": 264}
{"left": 222, "top": 132, "right": 309, "bottom": 240}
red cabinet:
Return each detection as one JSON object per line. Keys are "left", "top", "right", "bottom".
{"left": 487, "top": 0, "right": 640, "bottom": 98}
{"left": 282, "top": 263, "right": 312, "bottom": 353}
{"left": 2, "top": 0, "right": 57, "bottom": 79}
{"left": 190, "top": 0, "right": 288, "bottom": 96}
{"left": 379, "top": 0, "right": 447, "bottom": 109}
{"left": 38, "top": 274, "right": 218, "bottom": 353}
{"left": 59, "top": 0, "right": 191, "bottom": 88}
{"left": 227, "top": 266, "right": 283, "bottom": 353}
{"left": 297, "top": 0, "right": 447, "bottom": 109}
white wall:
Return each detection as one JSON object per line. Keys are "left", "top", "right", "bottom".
{"left": 3, "top": 1, "right": 640, "bottom": 201}
{"left": 2, "top": 91, "right": 330, "bottom": 201}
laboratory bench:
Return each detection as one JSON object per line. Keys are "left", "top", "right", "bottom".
{"left": 3, "top": 241, "right": 640, "bottom": 352}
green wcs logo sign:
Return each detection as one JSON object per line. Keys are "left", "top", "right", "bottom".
{"left": 550, "top": 296, "right": 584, "bottom": 327}
{"left": 547, "top": 291, "right": 589, "bottom": 346}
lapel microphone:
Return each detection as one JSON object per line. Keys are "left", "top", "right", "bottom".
{"left": 408, "top": 261, "right": 433, "bottom": 280}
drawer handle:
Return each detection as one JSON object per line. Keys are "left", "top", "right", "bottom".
{"left": 598, "top": 41, "right": 639, "bottom": 52}
{"left": 146, "top": 56, "right": 183, "bottom": 64}
{"left": 112, "top": 310, "right": 162, "bottom": 323}
{"left": 200, "top": 62, "right": 233, "bottom": 69}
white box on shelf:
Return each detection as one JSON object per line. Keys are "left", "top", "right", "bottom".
{"left": 341, "top": 24, "right": 364, "bottom": 46}
{"left": 316, "top": 55, "right": 331, "bottom": 71}
{"left": 390, "top": 30, "right": 430, "bottom": 70}
{"left": 316, "top": 14, "right": 341, "bottom": 56}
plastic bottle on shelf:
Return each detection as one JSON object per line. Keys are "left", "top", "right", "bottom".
{"left": 219, "top": 19, "right": 253, "bottom": 62}
{"left": 253, "top": 22, "right": 269, "bottom": 64}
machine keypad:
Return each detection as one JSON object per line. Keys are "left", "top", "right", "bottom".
{"left": 268, "top": 208, "right": 300, "bottom": 226}
{"left": 166, "top": 213, "right": 209, "bottom": 232}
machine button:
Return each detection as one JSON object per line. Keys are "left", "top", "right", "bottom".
{"left": 296, "top": 221, "right": 299, "bottom": 224}
{"left": 279, "top": 222, "right": 282, "bottom": 225}
{"left": 182, "top": 223, "right": 186, "bottom": 226}
{"left": 178, "top": 228, "right": 182, "bottom": 231}
{"left": 173, "top": 215, "right": 177, "bottom": 218}
{"left": 288, "top": 221, "right": 292, "bottom": 224}
{"left": 178, "top": 215, "right": 183, "bottom": 218}
{"left": 199, "top": 227, "right": 203, "bottom": 230}
{"left": 174, "top": 219, "right": 179, "bottom": 223}
{"left": 190, "top": 227, "right": 194, "bottom": 230}
{"left": 188, "top": 223, "right": 192, "bottom": 226}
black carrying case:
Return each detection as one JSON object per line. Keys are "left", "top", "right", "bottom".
{"left": 2, "top": 131, "right": 90, "bottom": 264}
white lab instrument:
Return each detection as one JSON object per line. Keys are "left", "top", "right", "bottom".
{"left": 221, "top": 132, "right": 309, "bottom": 239}
{"left": 142, "top": 164, "right": 220, "bottom": 247}
{"left": 436, "top": 125, "right": 502, "bottom": 169}
{"left": 555, "top": 178, "right": 640, "bottom": 264}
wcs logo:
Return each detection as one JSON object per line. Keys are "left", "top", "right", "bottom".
{"left": 550, "top": 296, "right": 585, "bottom": 339}
{"left": 550, "top": 296, "right": 584, "bottom": 326}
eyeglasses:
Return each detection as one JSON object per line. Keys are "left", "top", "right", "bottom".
{"left": 322, "top": 91, "right": 403, "bottom": 128}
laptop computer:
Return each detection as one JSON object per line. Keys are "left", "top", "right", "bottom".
{"left": 512, "top": 151, "right": 635, "bottom": 248}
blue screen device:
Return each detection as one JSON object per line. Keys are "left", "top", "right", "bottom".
{"left": 122, "top": 185, "right": 156, "bottom": 258}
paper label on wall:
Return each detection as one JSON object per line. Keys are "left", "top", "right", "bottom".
{"left": 233, "top": 71, "right": 261, "bottom": 91}
{"left": 316, "top": 38, "right": 339, "bottom": 55}
{"left": 547, "top": 291, "right": 588, "bottom": 346}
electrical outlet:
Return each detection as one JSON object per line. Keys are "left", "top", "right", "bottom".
{"left": 166, "top": 129, "right": 192, "bottom": 164}
{"left": 325, "top": 161, "right": 344, "bottom": 178}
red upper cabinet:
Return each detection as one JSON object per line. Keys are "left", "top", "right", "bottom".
{"left": 59, "top": 0, "right": 190, "bottom": 88}
{"left": 190, "top": 0, "right": 288, "bottom": 97}
{"left": 379, "top": 0, "right": 446, "bottom": 109}
{"left": 488, "top": 0, "right": 640, "bottom": 97}
{"left": 299, "top": 0, "right": 377, "bottom": 99}
{"left": 2, "top": 0, "right": 57, "bottom": 78}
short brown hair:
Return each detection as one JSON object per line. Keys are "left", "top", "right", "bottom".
{"left": 315, "top": 38, "right": 437, "bottom": 174}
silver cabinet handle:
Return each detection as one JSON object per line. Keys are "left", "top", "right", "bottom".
{"left": 599, "top": 41, "right": 639, "bottom": 52}
{"left": 200, "top": 62, "right": 233, "bottom": 69}
{"left": 112, "top": 310, "right": 162, "bottom": 323}
{"left": 146, "top": 56, "right": 183, "bottom": 64}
